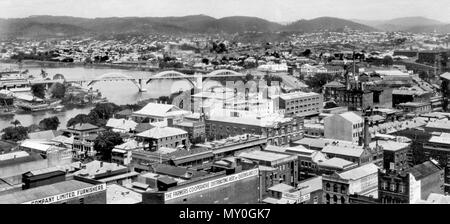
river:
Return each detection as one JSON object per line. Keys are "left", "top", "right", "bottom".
{"left": 0, "top": 62, "right": 221, "bottom": 129}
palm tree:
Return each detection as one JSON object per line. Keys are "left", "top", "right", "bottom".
{"left": 11, "top": 120, "right": 21, "bottom": 128}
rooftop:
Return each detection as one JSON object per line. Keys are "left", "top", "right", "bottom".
{"left": 318, "top": 157, "right": 355, "bottom": 169}
{"left": 277, "top": 91, "right": 321, "bottom": 100}
{"left": 133, "top": 103, "right": 190, "bottom": 118}
{"left": 322, "top": 144, "right": 364, "bottom": 158}
{"left": 339, "top": 163, "right": 379, "bottom": 181}
{"left": 136, "top": 126, "right": 187, "bottom": 139}
{"left": 370, "top": 140, "right": 410, "bottom": 152}
{"left": 0, "top": 179, "right": 96, "bottom": 204}
{"left": 408, "top": 161, "right": 442, "bottom": 180}
{"left": 268, "top": 183, "right": 295, "bottom": 193}
{"left": 67, "top": 123, "right": 99, "bottom": 131}
{"left": 106, "top": 184, "right": 142, "bottom": 204}
{"left": 239, "top": 150, "right": 294, "bottom": 163}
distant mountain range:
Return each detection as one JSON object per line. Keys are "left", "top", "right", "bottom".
{"left": 0, "top": 15, "right": 448, "bottom": 39}
{"left": 352, "top": 16, "right": 448, "bottom": 32}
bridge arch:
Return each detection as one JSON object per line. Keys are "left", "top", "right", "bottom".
{"left": 88, "top": 73, "right": 143, "bottom": 91}
{"left": 146, "top": 70, "right": 195, "bottom": 88}
{"left": 207, "top": 69, "right": 242, "bottom": 77}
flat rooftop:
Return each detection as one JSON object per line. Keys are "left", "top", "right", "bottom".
{"left": 0, "top": 180, "right": 98, "bottom": 204}
{"left": 106, "top": 184, "right": 142, "bottom": 204}
{"left": 239, "top": 150, "right": 294, "bottom": 162}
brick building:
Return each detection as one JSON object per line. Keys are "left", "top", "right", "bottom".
{"left": 205, "top": 116, "right": 304, "bottom": 146}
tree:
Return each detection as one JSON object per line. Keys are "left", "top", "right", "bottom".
{"left": 49, "top": 83, "right": 66, "bottom": 99}
{"left": 31, "top": 84, "right": 46, "bottom": 99}
{"left": 67, "top": 114, "right": 95, "bottom": 128}
{"left": 245, "top": 74, "right": 255, "bottom": 82}
{"left": 94, "top": 130, "right": 124, "bottom": 161}
{"left": 10, "top": 120, "right": 21, "bottom": 128}
{"left": 382, "top": 56, "right": 394, "bottom": 66}
{"left": 302, "top": 49, "right": 312, "bottom": 57}
{"left": 39, "top": 116, "right": 60, "bottom": 130}
{"left": 88, "top": 103, "right": 120, "bottom": 121}
{"left": 1, "top": 126, "right": 28, "bottom": 142}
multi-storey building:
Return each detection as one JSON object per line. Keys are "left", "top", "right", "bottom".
{"left": 324, "top": 112, "right": 364, "bottom": 143}
{"left": 238, "top": 150, "right": 298, "bottom": 198}
{"left": 205, "top": 115, "right": 304, "bottom": 146}
{"left": 274, "top": 91, "right": 323, "bottom": 117}
{"left": 136, "top": 127, "right": 189, "bottom": 151}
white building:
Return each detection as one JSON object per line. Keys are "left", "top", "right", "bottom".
{"left": 324, "top": 112, "right": 364, "bottom": 143}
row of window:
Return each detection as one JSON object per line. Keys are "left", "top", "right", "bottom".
{"left": 287, "top": 97, "right": 321, "bottom": 105}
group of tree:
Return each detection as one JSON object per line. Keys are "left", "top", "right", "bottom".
{"left": 31, "top": 84, "right": 46, "bottom": 99}
{"left": 210, "top": 42, "right": 227, "bottom": 54}
{"left": 39, "top": 116, "right": 60, "bottom": 131}
{"left": 93, "top": 130, "right": 124, "bottom": 161}
{"left": 263, "top": 74, "right": 283, "bottom": 85}
{"left": 67, "top": 102, "right": 144, "bottom": 128}
{"left": 304, "top": 73, "right": 337, "bottom": 93}
{"left": 49, "top": 83, "right": 67, "bottom": 99}
{"left": 1, "top": 116, "right": 62, "bottom": 142}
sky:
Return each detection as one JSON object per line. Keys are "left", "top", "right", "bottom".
{"left": 0, "top": 0, "right": 449, "bottom": 23}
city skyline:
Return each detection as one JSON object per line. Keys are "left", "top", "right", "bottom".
{"left": 0, "top": 0, "right": 449, "bottom": 23}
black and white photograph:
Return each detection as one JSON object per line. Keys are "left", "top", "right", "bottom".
{"left": 0, "top": 0, "right": 449, "bottom": 209}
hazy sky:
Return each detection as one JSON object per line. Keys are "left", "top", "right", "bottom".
{"left": 0, "top": 0, "right": 449, "bottom": 22}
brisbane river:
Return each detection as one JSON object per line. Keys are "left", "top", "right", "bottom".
{"left": 0, "top": 62, "right": 221, "bottom": 129}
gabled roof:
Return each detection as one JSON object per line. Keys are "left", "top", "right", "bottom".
{"left": 67, "top": 123, "right": 99, "bottom": 131}
{"left": 28, "top": 130, "right": 58, "bottom": 140}
{"left": 440, "top": 72, "right": 450, "bottom": 81}
{"left": 106, "top": 118, "right": 138, "bottom": 131}
{"left": 133, "top": 103, "right": 189, "bottom": 118}
{"left": 338, "top": 112, "right": 363, "bottom": 124}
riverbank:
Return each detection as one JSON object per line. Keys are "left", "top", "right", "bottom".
{"left": 0, "top": 59, "right": 209, "bottom": 74}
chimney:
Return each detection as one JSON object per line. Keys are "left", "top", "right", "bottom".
{"left": 364, "top": 117, "right": 371, "bottom": 149}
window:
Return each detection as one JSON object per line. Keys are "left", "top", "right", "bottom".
{"left": 341, "top": 186, "right": 346, "bottom": 194}
{"left": 399, "top": 185, "right": 405, "bottom": 193}
{"left": 382, "top": 181, "right": 388, "bottom": 190}
{"left": 333, "top": 184, "right": 338, "bottom": 193}
{"left": 390, "top": 183, "right": 396, "bottom": 192}
{"left": 79, "top": 198, "right": 84, "bottom": 204}
{"left": 313, "top": 196, "right": 319, "bottom": 204}
{"left": 325, "top": 183, "right": 330, "bottom": 191}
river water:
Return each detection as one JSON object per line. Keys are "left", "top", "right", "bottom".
{"left": 0, "top": 63, "right": 221, "bottom": 129}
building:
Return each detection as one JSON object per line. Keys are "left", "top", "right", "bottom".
{"left": 397, "top": 102, "right": 432, "bottom": 115}
{"left": 172, "top": 119, "right": 206, "bottom": 144}
{"left": 73, "top": 160, "right": 138, "bottom": 186}
{"left": 22, "top": 167, "right": 67, "bottom": 190}
{"left": 372, "top": 140, "right": 411, "bottom": 171}
{"left": 136, "top": 127, "right": 189, "bottom": 151}
{"left": 322, "top": 163, "right": 379, "bottom": 204}
{"left": 262, "top": 176, "right": 323, "bottom": 204}
{"left": 0, "top": 176, "right": 106, "bottom": 204}
{"left": 324, "top": 112, "right": 364, "bottom": 143}
{"left": 303, "top": 123, "right": 324, "bottom": 138}
{"left": 321, "top": 142, "right": 372, "bottom": 165}
{"left": 392, "top": 86, "right": 432, "bottom": 108}
{"left": 142, "top": 167, "right": 260, "bottom": 204}
{"left": 131, "top": 103, "right": 191, "bottom": 123}
{"left": 111, "top": 140, "right": 143, "bottom": 166}
{"left": 206, "top": 115, "right": 304, "bottom": 146}
{"left": 61, "top": 123, "right": 102, "bottom": 159}
{"left": 106, "top": 118, "right": 138, "bottom": 133}
{"left": 274, "top": 91, "right": 323, "bottom": 117}
{"left": 422, "top": 133, "right": 450, "bottom": 192}
{"left": 378, "top": 160, "right": 444, "bottom": 203}
{"left": 238, "top": 150, "right": 298, "bottom": 198}
{"left": 106, "top": 184, "right": 142, "bottom": 204}
{"left": 196, "top": 134, "right": 267, "bottom": 160}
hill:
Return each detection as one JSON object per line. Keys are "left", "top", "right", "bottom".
{"left": 0, "top": 15, "right": 379, "bottom": 38}
{"left": 283, "top": 17, "right": 377, "bottom": 33}
{"left": 354, "top": 16, "right": 445, "bottom": 32}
